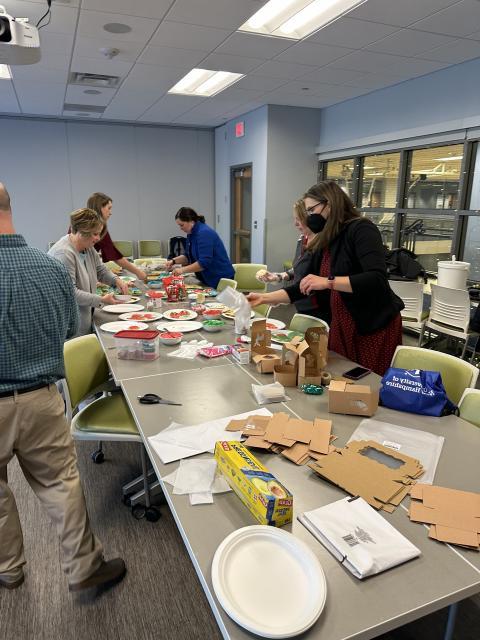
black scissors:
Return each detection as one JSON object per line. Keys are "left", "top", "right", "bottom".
{"left": 138, "top": 393, "right": 182, "bottom": 406}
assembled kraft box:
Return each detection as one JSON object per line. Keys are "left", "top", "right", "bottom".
{"left": 214, "top": 441, "right": 293, "bottom": 527}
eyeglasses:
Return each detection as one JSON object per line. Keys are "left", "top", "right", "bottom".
{"left": 306, "top": 201, "right": 327, "bottom": 215}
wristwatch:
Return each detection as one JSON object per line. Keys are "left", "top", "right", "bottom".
{"left": 327, "top": 275, "right": 335, "bottom": 290}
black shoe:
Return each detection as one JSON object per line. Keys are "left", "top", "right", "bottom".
{"left": 0, "top": 572, "right": 24, "bottom": 590}
{"left": 69, "top": 558, "right": 126, "bottom": 592}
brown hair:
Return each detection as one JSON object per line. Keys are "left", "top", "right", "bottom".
{"left": 0, "top": 183, "right": 11, "bottom": 212}
{"left": 305, "top": 181, "right": 360, "bottom": 252}
{"left": 175, "top": 207, "right": 205, "bottom": 224}
{"left": 70, "top": 208, "right": 104, "bottom": 237}
{"left": 293, "top": 199, "right": 308, "bottom": 226}
{"left": 87, "top": 192, "right": 111, "bottom": 239}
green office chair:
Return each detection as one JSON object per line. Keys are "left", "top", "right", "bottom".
{"left": 283, "top": 260, "right": 293, "bottom": 271}
{"left": 233, "top": 263, "right": 267, "bottom": 293}
{"left": 391, "top": 345, "right": 479, "bottom": 405}
{"left": 254, "top": 304, "right": 271, "bottom": 318}
{"left": 114, "top": 240, "right": 134, "bottom": 259}
{"left": 139, "top": 240, "right": 162, "bottom": 258}
{"left": 217, "top": 278, "right": 237, "bottom": 293}
{"left": 289, "top": 313, "right": 329, "bottom": 334}
{"left": 458, "top": 388, "right": 480, "bottom": 428}
{"left": 62, "top": 334, "right": 160, "bottom": 521}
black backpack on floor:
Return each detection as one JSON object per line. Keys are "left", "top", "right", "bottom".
{"left": 168, "top": 236, "right": 187, "bottom": 259}
{"left": 384, "top": 248, "right": 426, "bottom": 282}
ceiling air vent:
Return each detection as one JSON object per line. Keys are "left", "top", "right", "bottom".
{"left": 69, "top": 72, "right": 121, "bottom": 88}
{"left": 63, "top": 104, "right": 106, "bottom": 114}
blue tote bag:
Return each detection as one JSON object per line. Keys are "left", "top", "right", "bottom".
{"left": 380, "top": 368, "right": 458, "bottom": 417}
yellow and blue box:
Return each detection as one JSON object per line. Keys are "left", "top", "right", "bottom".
{"left": 214, "top": 441, "right": 293, "bottom": 527}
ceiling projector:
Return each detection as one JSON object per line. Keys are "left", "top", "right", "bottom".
{"left": 0, "top": 5, "right": 40, "bottom": 65}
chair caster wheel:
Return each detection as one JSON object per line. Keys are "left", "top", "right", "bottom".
{"left": 122, "top": 493, "right": 133, "bottom": 507}
{"left": 131, "top": 504, "right": 145, "bottom": 519}
{"left": 91, "top": 450, "right": 104, "bottom": 464}
{"left": 145, "top": 507, "right": 161, "bottom": 522}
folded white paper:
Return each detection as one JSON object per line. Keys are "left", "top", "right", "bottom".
{"left": 173, "top": 459, "right": 217, "bottom": 495}
{"left": 348, "top": 418, "right": 444, "bottom": 484}
{"left": 299, "top": 497, "right": 421, "bottom": 579}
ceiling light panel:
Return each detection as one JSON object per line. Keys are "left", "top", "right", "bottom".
{"left": 168, "top": 68, "right": 244, "bottom": 97}
{"left": 239, "top": 0, "right": 367, "bottom": 40}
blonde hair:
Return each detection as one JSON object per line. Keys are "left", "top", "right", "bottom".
{"left": 293, "top": 199, "right": 308, "bottom": 226}
{"left": 70, "top": 208, "right": 104, "bottom": 237}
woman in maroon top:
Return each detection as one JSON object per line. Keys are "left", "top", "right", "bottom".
{"left": 248, "top": 182, "right": 403, "bottom": 375}
{"left": 87, "top": 193, "right": 146, "bottom": 281}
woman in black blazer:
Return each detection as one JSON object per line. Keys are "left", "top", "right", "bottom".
{"left": 248, "top": 181, "right": 403, "bottom": 375}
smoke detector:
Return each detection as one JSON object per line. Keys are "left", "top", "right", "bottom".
{"left": 99, "top": 47, "right": 119, "bottom": 59}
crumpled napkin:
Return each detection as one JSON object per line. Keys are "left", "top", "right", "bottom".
{"left": 163, "top": 461, "right": 231, "bottom": 505}
{"left": 167, "top": 339, "right": 213, "bottom": 359}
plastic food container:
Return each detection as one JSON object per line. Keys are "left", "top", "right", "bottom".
{"left": 437, "top": 259, "right": 470, "bottom": 290}
{"left": 203, "top": 308, "right": 222, "bottom": 319}
{"left": 114, "top": 330, "right": 160, "bottom": 360}
{"left": 159, "top": 331, "right": 183, "bottom": 346}
{"left": 202, "top": 319, "right": 225, "bottom": 332}
{"left": 148, "top": 280, "right": 163, "bottom": 290}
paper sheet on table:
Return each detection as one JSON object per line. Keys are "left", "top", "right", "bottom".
{"left": 163, "top": 467, "right": 231, "bottom": 505}
{"left": 347, "top": 418, "right": 444, "bottom": 484}
{"left": 173, "top": 459, "right": 217, "bottom": 495}
{"left": 148, "top": 408, "right": 273, "bottom": 464}
{"left": 299, "top": 497, "right": 421, "bottom": 579}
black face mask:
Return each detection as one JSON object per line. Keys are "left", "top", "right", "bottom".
{"left": 306, "top": 214, "right": 327, "bottom": 233}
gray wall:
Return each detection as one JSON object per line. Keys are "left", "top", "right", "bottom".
{"left": 266, "top": 105, "right": 321, "bottom": 272}
{"left": 0, "top": 117, "right": 214, "bottom": 252}
{"left": 317, "top": 57, "right": 480, "bottom": 154}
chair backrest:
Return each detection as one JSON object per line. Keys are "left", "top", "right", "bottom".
{"left": 233, "top": 263, "right": 267, "bottom": 292}
{"left": 254, "top": 304, "right": 271, "bottom": 318}
{"left": 114, "top": 240, "right": 134, "bottom": 258}
{"left": 389, "top": 280, "right": 424, "bottom": 322}
{"left": 217, "top": 278, "right": 237, "bottom": 293}
{"left": 391, "top": 345, "right": 479, "bottom": 405}
{"left": 289, "top": 313, "right": 329, "bottom": 334}
{"left": 458, "top": 388, "right": 480, "bottom": 428}
{"left": 63, "top": 335, "right": 110, "bottom": 411}
{"left": 429, "top": 284, "right": 471, "bottom": 332}
{"left": 139, "top": 240, "right": 162, "bottom": 257}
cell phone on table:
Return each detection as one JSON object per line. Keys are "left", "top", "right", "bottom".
{"left": 342, "top": 366, "right": 371, "bottom": 380}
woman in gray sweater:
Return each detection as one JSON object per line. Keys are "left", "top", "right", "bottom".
{"left": 49, "top": 208, "right": 128, "bottom": 335}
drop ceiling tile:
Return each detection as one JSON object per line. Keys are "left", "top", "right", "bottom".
{"left": 366, "top": 28, "right": 458, "bottom": 56}
{"left": 148, "top": 21, "right": 231, "bottom": 51}
{"left": 221, "top": 100, "right": 264, "bottom": 120}
{"left": 65, "top": 85, "right": 116, "bottom": 106}
{"left": 138, "top": 94, "right": 207, "bottom": 122}
{"left": 14, "top": 81, "right": 65, "bottom": 115}
{"left": 275, "top": 42, "right": 353, "bottom": 66}
{"left": 0, "top": 80, "right": 20, "bottom": 113}
{"left": 70, "top": 55, "right": 134, "bottom": 78}
{"left": 411, "top": 0, "right": 480, "bottom": 37}
{"left": 262, "top": 92, "right": 334, "bottom": 108}
{"left": 8, "top": 2, "right": 79, "bottom": 36}
{"left": 329, "top": 50, "right": 404, "bottom": 73}
{"left": 215, "top": 32, "right": 292, "bottom": 59}
{"left": 277, "top": 80, "right": 365, "bottom": 101}
{"left": 82, "top": 0, "right": 172, "bottom": 20}
{"left": 77, "top": 9, "right": 159, "bottom": 43}
{"left": 74, "top": 36, "right": 145, "bottom": 62}
{"left": 38, "top": 32, "right": 73, "bottom": 56}
{"left": 419, "top": 38, "right": 480, "bottom": 63}
{"left": 138, "top": 45, "right": 207, "bottom": 67}
{"left": 118, "top": 64, "right": 185, "bottom": 91}
{"left": 233, "top": 75, "right": 288, "bottom": 92}
{"left": 12, "top": 65, "right": 69, "bottom": 84}
{"left": 300, "top": 66, "right": 369, "bottom": 84}
{"left": 381, "top": 57, "right": 449, "bottom": 76}
{"left": 165, "top": 0, "right": 268, "bottom": 30}
{"left": 307, "top": 17, "right": 399, "bottom": 48}
{"left": 102, "top": 91, "right": 168, "bottom": 120}
{"left": 199, "top": 52, "right": 265, "bottom": 73}
{"left": 251, "top": 60, "right": 316, "bottom": 79}
{"left": 348, "top": 0, "right": 459, "bottom": 27}
{"left": 342, "top": 71, "right": 412, "bottom": 89}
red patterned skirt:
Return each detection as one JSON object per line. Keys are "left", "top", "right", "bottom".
{"left": 320, "top": 250, "right": 402, "bottom": 376}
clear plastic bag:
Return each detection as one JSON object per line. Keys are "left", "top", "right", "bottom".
{"left": 217, "top": 286, "right": 251, "bottom": 334}
{"left": 252, "top": 381, "right": 288, "bottom": 405}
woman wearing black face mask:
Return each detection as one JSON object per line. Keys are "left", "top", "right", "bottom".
{"left": 248, "top": 181, "right": 404, "bottom": 376}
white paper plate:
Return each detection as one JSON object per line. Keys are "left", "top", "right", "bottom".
{"left": 222, "top": 309, "right": 255, "bottom": 320}
{"left": 119, "top": 312, "right": 162, "bottom": 322}
{"left": 155, "top": 321, "right": 203, "bottom": 333}
{"left": 114, "top": 295, "right": 140, "bottom": 303}
{"left": 251, "top": 318, "right": 286, "bottom": 331}
{"left": 204, "top": 302, "right": 227, "bottom": 310}
{"left": 103, "top": 303, "right": 145, "bottom": 314}
{"left": 100, "top": 321, "right": 149, "bottom": 333}
{"left": 162, "top": 309, "right": 198, "bottom": 321}
{"left": 212, "top": 526, "right": 327, "bottom": 638}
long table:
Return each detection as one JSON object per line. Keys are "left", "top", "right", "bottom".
{"left": 94, "top": 288, "right": 480, "bottom": 638}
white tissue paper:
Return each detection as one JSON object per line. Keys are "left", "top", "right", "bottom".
{"left": 217, "top": 286, "right": 251, "bottom": 334}
{"left": 252, "top": 381, "right": 288, "bottom": 405}
{"left": 167, "top": 339, "right": 213, "bottom": 359}
{"left": 163, "top": 464, "right": 232, "bottom": 505}
{"left": 173, "top": 458, "right": 217, "bottom": 495}
{"left": 299, "top": 497, "right": 421, "bottom": 579}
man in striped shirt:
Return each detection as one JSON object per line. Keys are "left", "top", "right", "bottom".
{"left": 0, "top": 183, "right": 125, "bottom": 592}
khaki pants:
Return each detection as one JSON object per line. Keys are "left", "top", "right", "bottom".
{"left": 0, "top": 385, "right": 103, "bottom": 584}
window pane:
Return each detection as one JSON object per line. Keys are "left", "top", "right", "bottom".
{"left": 462, "top": 216, "right": 480, "bottom": 281}
{"left": 406, "top": 144, "right": 463, "bottom": 209}
{"left": 363, "top": 212, "right": 395, "bottom": 248}
{"left": 400, "top": 213, "right": 454, "bottom": 272}
{"left": 325, "top": 159, "right": 354, "bottom": 199}
{"left": 468, "top": 143, "right": 480, "bottom": 209}
{"left": 361, "top": 153, "right": 400, "bottom": 208}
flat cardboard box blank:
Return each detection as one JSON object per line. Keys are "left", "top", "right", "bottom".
{"left": 309, "top": 419, "right": 332, "bottom": 454}
{"left": 328, "top": 380, "right": 378, "bottom": 417}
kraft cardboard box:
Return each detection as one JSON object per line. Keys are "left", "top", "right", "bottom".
{"left": 328, "top": 380, "right": 378, "bottom": 417}
{"left": 273, "top": 336, "right": 303, "bottom": 387}
{"left": 214, "top": 441, "right": 293, "bottom": 527}
{"left": 252, "top": 353, "right": 281, "bottom": 373}
{"left": 297, "top": 326, "right": 329, "bottom": 386}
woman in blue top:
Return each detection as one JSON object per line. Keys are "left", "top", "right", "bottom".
{"left": 166, "top": 207, "right": 234, "bottom": 288}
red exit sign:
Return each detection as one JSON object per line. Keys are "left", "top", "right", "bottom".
{"left": 235, "top": 121, "right": 245, "bottom": 138}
